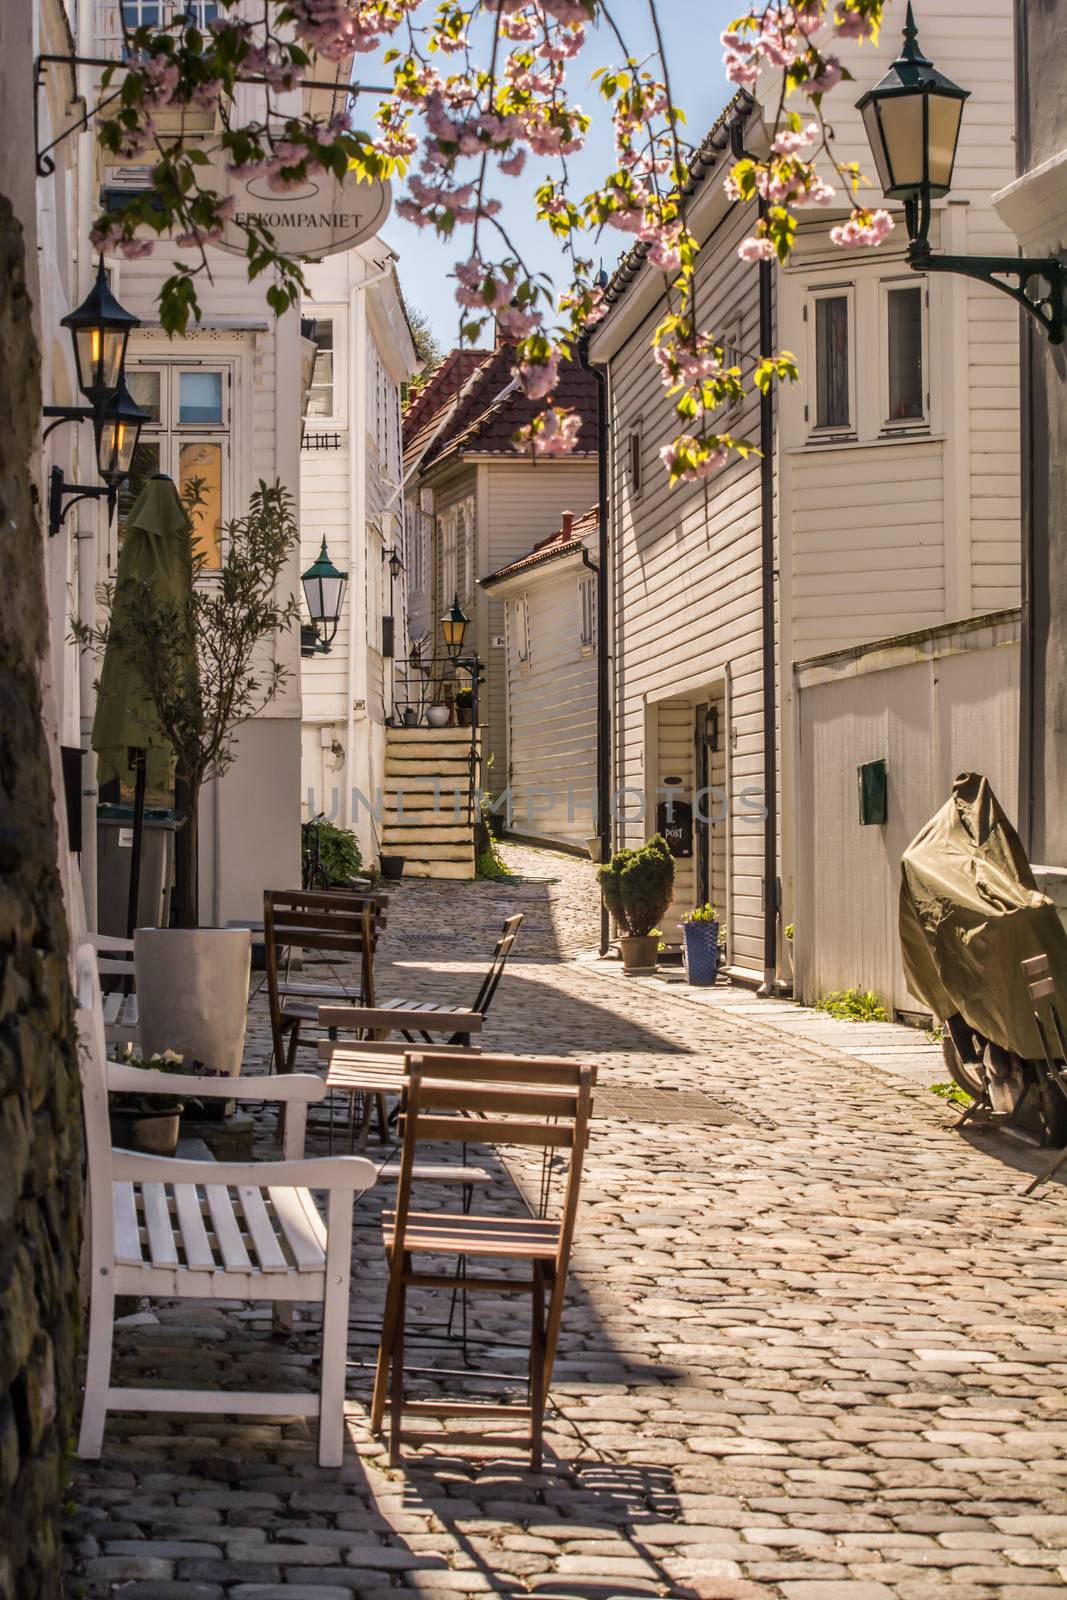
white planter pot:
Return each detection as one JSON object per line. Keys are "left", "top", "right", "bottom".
{"left": 426, "top": 706, "right": 450, "bottom": 728}
{"left": 135, "top": 928, "right": 252, "bottom": 1077}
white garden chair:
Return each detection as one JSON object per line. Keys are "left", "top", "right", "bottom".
{"left": 75, "top": 943, "right": 376, "bottom": 1467}
{"left": 85, "top": 931, "right": 140, "bottom": 1050}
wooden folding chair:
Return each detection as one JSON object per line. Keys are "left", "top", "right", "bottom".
{"left": 263, "top": 889, "right": 388, "bottom": 1073}
{"left": 320, "top": 913, "right": 524, "bottom": 1049}
{"left": 1021, "top": 954, "right": 1067, "bottom": 1194}
{"left": 371, "top": 1051, "right": 595, "bottom": 1470}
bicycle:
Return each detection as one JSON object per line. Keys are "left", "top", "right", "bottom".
{"left": 301, "top": 814, "right": 331, "bottom": 890}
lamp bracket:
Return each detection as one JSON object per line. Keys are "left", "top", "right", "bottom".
{"left": 42, "top": 403, "right": 96, "bottom": 442}
{"left": 907, "top": 239, "right": 1066, "bottom": 345}
{"left": 48, "top": 463, "right": 114, "bottom": 536}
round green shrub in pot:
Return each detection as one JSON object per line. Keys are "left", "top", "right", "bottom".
{"left": 598, "top": 834, "right": 675, "bottom": 975}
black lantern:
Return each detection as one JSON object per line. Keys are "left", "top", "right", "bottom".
{"left": 855, "top": 3, "right": 1065, "bottom": 344}
{"left": 441, "top": 594, "right": 469, "bottom": 661}
{"left": 301, "top": 538, "right": 348, "bottom": 650}
{"left": 387, "top": 547, "right": 404, "bottom": 582}
{"left": 856, "top": 4, "right": 968, "bottom": 240}
{"left": 61, "top": 257, "right": 141, "bottom": 409}
{"left": 704, "top": 706, "right": 720, "bottom": 752}
{"left": 95, "top": 376, "right": 150, "bottom": 483}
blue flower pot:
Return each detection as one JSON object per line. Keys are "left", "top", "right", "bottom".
{"left": 683, "top": 921, "right": 719, "bottom": 985}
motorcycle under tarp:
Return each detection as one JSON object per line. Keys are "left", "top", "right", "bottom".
{"left": 899, "top": 772, "right": 1067, "bottom": 1063}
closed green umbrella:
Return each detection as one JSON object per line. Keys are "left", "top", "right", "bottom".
{"left": 91, "top": 474, "right": 195, "bottom": 934}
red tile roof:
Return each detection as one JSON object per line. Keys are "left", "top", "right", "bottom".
{"left": 402, "top": 347, "right": 490, "bottom": 447}
{"left": 482, "top": 504, "right": 598, "bottom": 587}
{"left": 419, "top": 344, "right": 600, "bottom": 469}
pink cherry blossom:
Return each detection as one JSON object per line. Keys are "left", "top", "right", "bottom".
{"left": 738, "top": 236, "right": 776, "bottom": 263}
{"left": 830, "top": 208, "right": 894, "bottom": 247}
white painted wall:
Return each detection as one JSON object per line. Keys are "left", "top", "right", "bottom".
{"left": 299, "top": 245, "right": 416, "bottom": 867}
{"left": 493, "top": 551, "right": 597, "bottom": 848}
{"left": 795, "top": 613, "right": 1020, "bottom": 1014}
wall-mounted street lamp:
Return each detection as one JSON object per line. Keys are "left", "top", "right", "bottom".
{"left": 441, "top": 593, "right": 470, "bottom": 662}
{"left": 857, "top": 4, "right": 1065, "bottom": 343}
{"left": 44, "top": 260, "right": 150, "bottom": 534}
{"left": 382, "top": 546, "right": 404, "bottom": 660}
{"left": 301, "top": 537, "right": 348, "bottom": 654}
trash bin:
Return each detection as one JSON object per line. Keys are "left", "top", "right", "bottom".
{"left": 97, "top": 803, "right": 184, "bottom": 936}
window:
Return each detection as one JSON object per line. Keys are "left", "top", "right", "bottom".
{"left": 459, "top": 500, "right": 476, "bottom": 601}
{"left": 512, "top": 595, "right": 531, "bottom": 663}
{"left": 306, "top": 318, "right": 336, "bottom": 420}
{"left": 121, "top": 2, "right": 219, "bottom": 37}
{"left": 441, "top": 513, "right": 457, "bottom": 603}
{"left": 628, "top": 426, "right": 643, "bottom": 496}
{"left": 886, "top": 283, "right": 925, "bottom": 424}
{"left": 119, "top": 361, "right": 230, "bottom": 567}
{"left": 578, "top": 574, "right": 597, "bottom": 654}
{"left": 813, "top": 291, "right": 852, "bottom": 431}
{"left": 407, "top": 506, "right": 425, "bottom": 593}
{"left": 723, "top": 318, "right": 743, "bottom": 412}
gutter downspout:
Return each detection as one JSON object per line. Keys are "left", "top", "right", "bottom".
{"left": 731, "top": 119, "right": 778, "bottom": 996}
{"left": 1014, "top": 0, "right": 1036, "bottom": 852}
{"left": 579, "top": 336, "right": 611, "bottom": 956}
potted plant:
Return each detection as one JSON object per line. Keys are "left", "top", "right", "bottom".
{"left": 136, "top": 926, "right": 252, "bottom": 1084}
{"left": 402, "top": 706, "right": 420, "bottom": 727}
{"left": 455, "top": 686, "right": 474, "bottom": 727}
{"left": 598, "top": 834, "right": 675, "bottom": 975}
{"left": 426, "top": 703, "right": 450, "bottom": 728}
{"left": 681, "top": 903, "right": 720, "bottom": 985}
{"left": 108, "top": 1048, "right": 204, "bottom": 1156}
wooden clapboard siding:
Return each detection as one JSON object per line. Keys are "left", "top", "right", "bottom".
{"left": 482, "top": 462, "right": 598, "bottom": 784}
{"left": 607, "top": 195, "right": 769, "bottom": 976}
{"left": 502, "top": 555, "right": 596, "bottom": 848}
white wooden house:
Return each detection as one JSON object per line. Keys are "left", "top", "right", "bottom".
{"left": 299, "top": 246, "right": 418, "bottom": 868}
{"left": 56, "top": 0, "right": 328, "bottom": 927}
{"left": 590, "top": 0, "right": 1021, "bottom": 1000}
{"left": 402, "top": 345, "right": 599, "bottom": 787}
{"left": 481, "top": 508, "right": 599, "bottom": 851}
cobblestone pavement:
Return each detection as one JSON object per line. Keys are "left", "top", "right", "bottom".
{"left": 66, "top": 845, "right": 1067, "bottom": 1600}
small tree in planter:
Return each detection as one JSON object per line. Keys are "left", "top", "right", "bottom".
{"left": 598, "top": 834, "right": 675, "bottom": 974}
{"left": 76, "top": 480, "right": 299, "bottom": 926}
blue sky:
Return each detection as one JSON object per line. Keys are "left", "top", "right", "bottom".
{"left": 360, "top": 0, "right": 740, "bottom": 349}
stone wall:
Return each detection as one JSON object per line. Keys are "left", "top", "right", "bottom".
{"left": 0, "top": 195, "right": 82, "bottom": 1600}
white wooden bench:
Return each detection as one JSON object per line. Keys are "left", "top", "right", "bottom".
{"left": 75, "top": 944, "right": 377, "bottom": 1467}
{"left": 86, "top": 933, "right": 141, "bottom": 1050}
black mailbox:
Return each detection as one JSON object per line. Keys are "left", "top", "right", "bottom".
{"left": 656, "top": 793, "right": 693, "bottom": 858}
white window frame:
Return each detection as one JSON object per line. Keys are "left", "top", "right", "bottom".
{"left": 460, "top": 497, "right": 476, "bottom": 601}
{"left": 805, "top": 283, "right": 857, "bottom": 442}
{"left": 119, "top": 358, "right": 232, "bottom": 571}
{"left": 441, "top": 511, "right": 458, "bottom": 604}
{"left": 304, "top": 308, "right": 347, "bottom": 427}
{"left": 880, "top": 275, "right": 929, "bottom": 435}
{"left": 578, "top": 573, "right": 597, "bottom": 655}
{"left": 512, "top": 593, "right": 531, "bottom": 665}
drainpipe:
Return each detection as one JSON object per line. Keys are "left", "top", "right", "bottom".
{"left": 579, "top": 336, "right": 611, "bottom": 956}
{"left": 343, "top": 259, "right": 391, "bottom": 834}
{"left": 730, "top": 119, "right": 778, "bottom": 996}
{"left": 1014, "top": 0, "right": 1036, "bottom": 852}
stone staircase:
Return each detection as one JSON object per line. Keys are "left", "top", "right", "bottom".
{"left": 380, "top": 727, "right": 479, "bottom": 880}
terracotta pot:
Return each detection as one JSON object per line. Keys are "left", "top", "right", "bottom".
{"left": 109, "top": 1109, "right": 181, "bottom": 1157}
{"left": 619, "top": 934, "right": 659, "bottom": 975}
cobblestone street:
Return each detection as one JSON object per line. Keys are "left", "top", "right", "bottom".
{"left": 67, "top": 844, "right": 1067, "bottom": 1600}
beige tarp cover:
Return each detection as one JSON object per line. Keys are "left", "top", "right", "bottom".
{"left": 899, "top": 772, "right": 1067, "bottom": 1060}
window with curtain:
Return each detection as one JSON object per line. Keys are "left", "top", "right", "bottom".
{"left": 814, "top": 293, "right": 851, "bottom": 430}
{"left": 118, "top": 362, "right": 229, "bottom": 568}
{"left": 887, "top": 284, "right": 924, "bottom": 421}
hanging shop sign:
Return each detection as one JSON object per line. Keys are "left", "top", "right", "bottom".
{"left": 212, "top": 167, "right": 392, "bottom": 260}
